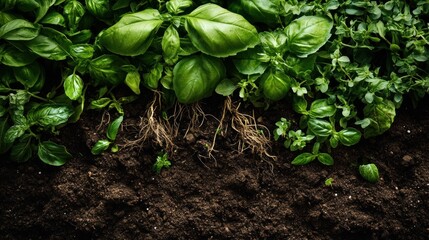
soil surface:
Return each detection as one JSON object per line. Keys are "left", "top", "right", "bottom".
{"left": 1, "top": 95, "right": 429, "bottom": 240}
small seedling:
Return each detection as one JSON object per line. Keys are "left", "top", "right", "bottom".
{"left": 153, "top": 152, "right": 171, "bottom": 173}
{"left": 359, "top": 163, "right": 379, "bottom": 183}
{"left": 324, "top": 177, "right": 334, "bottom": 187}
{"left": 91, "top": 115, "right": 123, "bottom": 155}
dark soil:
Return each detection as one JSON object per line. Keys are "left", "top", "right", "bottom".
{"left": 1, "top": 95, "right": 429, "bottom": 240}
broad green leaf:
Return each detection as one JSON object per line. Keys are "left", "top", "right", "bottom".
{"left": 185, "top": 4, "right": 259, "bottom": 57}
{"left": 0, "top": 0, "right": 16, "bottom": 11}
{"left": 69, "top": 95, "right": 85, "bottom": 123}
{"left": 100, "top": 9, "right": 163, "bottom": 56}
{"left": 309, "top": 99, "right": 336, "bottom": 118}
{"left": 229, "top": 0, "right": 281, "bottom": 24}
{"left": 34, "top": 0, "right": 56, "bottom": 23}
{"left": 64, "top": 73, "right": 84, "bottom": 100}
{"left": 143, "top": 63, "right": 163, "bottom": 90}
{"left": 173, "top": 54, "right": 226, "bottom": 104}
{"left": 363, "top": 99, "right": 396, "bottom": 138}
{"left": 89, "top": 54, "right": 128, "bottom": 86}
{"left": 40, "top": 10, "right": 65, "bottom": 26}
{"left": 260, "top": 68, "right": 292, "bottom": 101}
{"left": 70, "top": 44, "right": 94, "bottom": 59}
{"left": 27, "top": 104, "right": 74, "bottom": 127}
{"left": 38, "top": 141, "right": 71, "bottom": 166}
{"left": 284, "top": 54, "right": 317, "bottom": 77}
{"left": 292, "top": 152, "right": 316, "bottom": 165}
{"left": 25, "top": 28, "right": 72, "bottom": 60}
{"left": 284, "top": 16, "right": 333, "bottom": 57}
{"left": 16, "top": 0, "right": 39, "bottom": 12}
{"left": 106, "top": 115, "right": 123, "bottom": 141}
{"left": 0, "top": 118, "right": 13, "bottom": 153}
{"left": 215, "top": 79, "right": 238, "bottom": 96}
{"left": 259, "top": 30, "right": 287, "bottom": 54}
{"left": 91, "top": 139, "right": 111, "bottom": 155}
{"left": 64, "top": 0, "right": 85, "bottom": 31}
{"left": 0, "top": 19, "right": 40, "bottom": 41}
{"left": 359, "top": 163, "right": 379, "bottom": 183}
{"left": 338, "top": 128, "right": 361, "bottom": 146}
{"left": 0, "top": 46, "right": 38, "bottom": 67}
{"left": 162, "top": 25, "right": 180, "bottom": 65}
{"left": 125, "top": 71, "right": 141, "bottom": 95}
{"left": 308, "top": 118, "right": 333, "bottom": 137}
{"left": 317, "top": 153, "right": 334, "bottom": 165}
{"left": 4, "top": 124, "right": 28, "bottom": 144}
{"left": 166, "top": 0, "right": 192, "bottom": 14}
{"left": 112, "top": 0, "right": 130, "bottom": 10}
{"left": 292, "top": 95, "right": 308, "bottom": 114}
{"left": 232, "top": 46, "right": 268, "bottom": 75}
{"left": 13, "top": 61, "right": 44, "bottom": 89}
{"left": 9, "top": 135, "right": 33, "bottom": 163}
{"left": 85, "top": 0, "right": 111, "bottom": 19}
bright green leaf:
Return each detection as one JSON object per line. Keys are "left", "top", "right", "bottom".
{"left": 38, "top": 141, "right": 71, "bottom": 166}
{"left": 359, "top": 163, "right": 379, "bottom": 183}
{"left": 106, "top": 115, "right": 123, "bottom": 141}
{"left": 64, "top": 73, "right": 84, "bottom": 100}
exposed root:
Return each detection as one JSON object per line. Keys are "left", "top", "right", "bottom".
{"left": 123, "top": 91, "right": 176, "bottom": 152}
{"left": 96, "top": 111, "right": 111, "bottom": 131}
{"left": 225, "top": 97, "right": 276, "bottom": 160}
{"left": 173, "top": 102, "right": 209, "bottom": 137}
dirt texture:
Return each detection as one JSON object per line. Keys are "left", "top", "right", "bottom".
{"left": 1, "top": 95, "right": 429, "bottom": 240}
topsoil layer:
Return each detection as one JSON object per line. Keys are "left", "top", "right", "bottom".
{"left": 1, "top": 95, "right": 429, "bottom": 240}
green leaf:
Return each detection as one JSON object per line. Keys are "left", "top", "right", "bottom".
{"left": 64, "top": 0, "right": 85, "bottom": 31}
{"left": 13, "top": 61, "right": 44, "bottom": 89}
{"left": 4, "top": 124, "right": 28, "bottom": 144}
{"left": 338, "top": 128, "right": 361, "bottom": 146}
{"left": 64, "top": 73, "right": 84, "bottom": 100}
{"left": 309, "top": 99, "right": 336, "bottom": 118}
{"left": 85, "top": 0, "right": 111, "bottom": 19}
{"left": 292, "top": 152, "right": 316, "bottom": 165}
{"left": 317, "top": 153, "right": 334, "bottom": 166}
{"left": 106, "top": 115, "right": 123, "bottom": 141}
{"left": 70, "top": 44, "right": 94, "bottom": 59}
{"left": 0, "top": 118, "right": 13, "bottom": 154}
{"left": 185, "top": 4, "right": 259, "bottom": 57}
{"left": 232, "top": 46, "right": 268, "bottom": 75}
{"left": 215, "top": 79, "right": 238, "bottom": 96}
{"left": 308, "top": 118, "right": 333, "bottom": 137}
{"left": 0, "top": 19, "right": 40, "bottom": 41}
{"left": 100, "top": 9, "right": 163, "bottom": 56}
{"left": 173, "top": 54, "right": 226, "bottom": 104}
{"left": 284, "top": 16, "right": 333, "bottom": 57}
{"left": 229, "top": 0, "right": 281, "bottom": 24}
{"left": 89, "top": 97, "right": 112, "bottom": 109}
{"left": 38, "top": 141, "right": 71, "bottom": 166}
{"left": 259, "top": 30, "right": 287, "bottom": 54}
{"left": 125, "top": 71, "right": 141, "bottom": 95}
{"left": 40, "top": 10, "right": 65, "bottom": 27}
{"left": 34, "top": 0, "right": 56, "bottom": 23}
{"left": 260, "top": 68, "right": 292, "bottom": 101}
{"left": 9, "top": 135, "right": 33, "bottom": 163}
{"left": 25, "top": 28, "right": 72, "bottom": 60}
{"left": 363, "top": 99, "right": 396, "bottom": 138}
{"left": 162, "top": 25, "right": 180, "bottom": 65}
{"left": 91, "top": 139, "right": 111, "bottom": 155}
{"left": 0, "top": 45, "right": 38, "bottom": 67}
{"left": 359, "top": 163, "right": 379, "bottom": 183}
{"left": 27, "top": 104, "right": 74, "bottom": 127}
{"left": 89, "top": 54, "right": 128, "bottom": 86}
{"left": 143, "top": 63, "right": 163, "bottom": 90}
{"left": 292, "top": 96, "right": 308, "bottom": 114}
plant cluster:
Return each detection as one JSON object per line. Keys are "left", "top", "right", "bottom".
{"left": 0, "top": 0, "right": 428, "bottom": 174}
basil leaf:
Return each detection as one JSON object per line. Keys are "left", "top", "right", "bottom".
{"left": 284, "top": 16, "right": 333, "bottom": 57}
{"left": 143, "top": 63, "right": 163, "bottom": 90}
{"left": 91, "top": 139, "right": 111, "bottom": 155}
{"left": 4, "top": 124, "right": 28, "bottom": 144}
{"left": 317, "top": 153, "right": 334, "bottom": 165}
{"left": 100, "top": 9, "right": 163, "bottom": 56}
{"left": 25, "top": 28, "right": 72, "bottom": 60}
{"left": 260, "top": 68, "right": 292, "bottom": 101}
{"left": 162, "top": 25, "right": 180, "bottom": 65}
{"left": 34, "top": 0, "right": 56, "bottom": 23}
{"left": 363, "top": 99, "right": 396, "bottom": 138}
{"left": 308, "top": 118, "right": 333, "bottom": 137}
{"left": 89, "top": 54, "right": 128, "bottom": 86}
{"left": 64, "top": 0, "right": 85, "bottom": 31}
{"left": 0, "top": 45, "right": 38, "bottom": 67}
{"left": 85, "top": 0, "right": 111, "bottom": 19}
{"left": 232, "top": 46, "right": 268, "bottom": 75}
{"left": 260, "top": 30, "right": 287, "bottom": 54}
{"left": 106, "top": 115, "right": 123, "bottom": 141}
{"left": 13, "top": 61, "right": 44, "bottom": 89}
{"left": 215, "top": 79, "right": 238, "bottom": 96}
{"left": 0, "top": 0, "right": 16, "bottom": 11}
{"left": 338, "top": 128, "right": 361, "bottom": 146}
{"left": 291, "top": 152, "right": 316, "bottom": 165}
{"left": 359, "top": 163, "right": 379, "bottom": 183}
{"left": 229, "top": 0, "right": 281, "bottom": 24}
{"left": 40, "top": 11, "right": 66, "bottom": 27}
{"left": 38, "top": 141, "right": 71, "bottom": 166}
{"left": 173, "top": 54, "right": 226, "bottom": 104}
{"left": 125, "top": 71, "right": 141, "bottom": 95}
{"left": 89, "top": 97, "right": 111, "bottom": 109}
{"left": 70, "top": 44, "right": 94, "bottom": 59}
{"left": 10, "top": 135, "right": 33, "bottom": 163}
{"left": 185, "top": 4, "right": 259, "bottom": 57}
{"left": 0, "top": 118, "right": 14, "bottom": 153}
{"left": 0, "top": 19, "right": 40, "bottom": 41}
{"left": 27, "top": 103, "right": 74, "bottom": 127}
{"left": 292, "top": 96, "right": 308, "bottom": 115}
{"left": 309, "top": 99, "right": 336, "bottom": 118}
{"left": 64, "top": 73, "right": 84, "bottom": 100}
